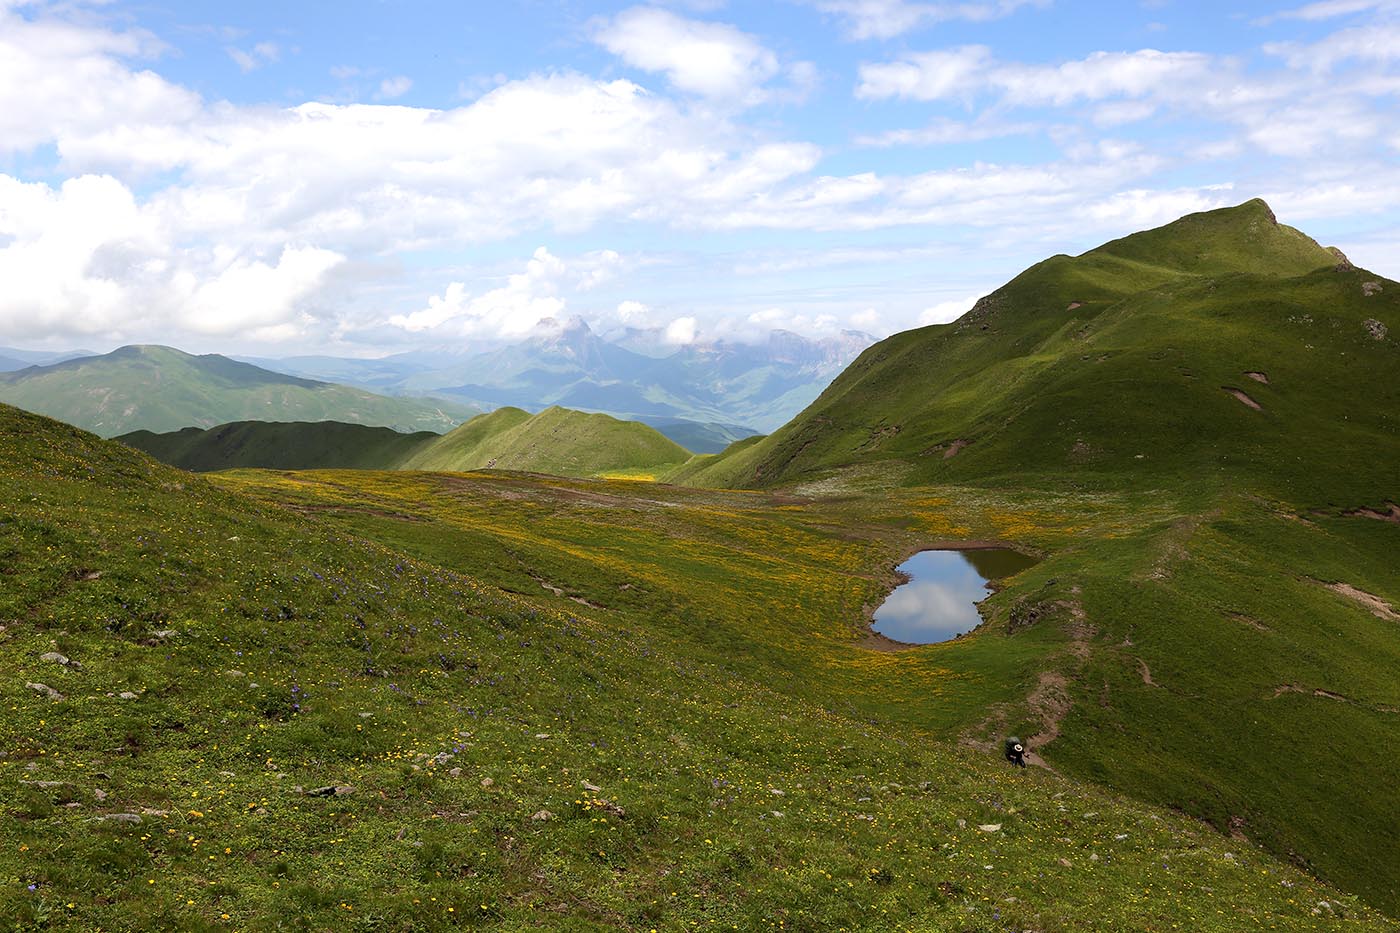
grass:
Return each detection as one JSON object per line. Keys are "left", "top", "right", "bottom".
{"left": 667, "top": 200, "right": 1400, "bottom": 913}
{"left": 2, "top": 403, "right": 1392, "bottom": 931}
{"left": 120, "top": 405, "right": 694, "bottom": 481}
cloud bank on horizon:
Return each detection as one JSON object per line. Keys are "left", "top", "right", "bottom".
{"left": 0, "top": 0, "right": 1397, "bottom": 355}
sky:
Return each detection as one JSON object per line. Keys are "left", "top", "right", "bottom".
{"left": 1, "top": 0, "right": 1397, "bottom": 357}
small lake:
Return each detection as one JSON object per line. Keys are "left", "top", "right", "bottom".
{"left": 871, "top": 548, "right": 1039, "bottom": 644}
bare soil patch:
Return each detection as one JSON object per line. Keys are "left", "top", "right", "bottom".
{"left": 1345, "top": 502, "right": 1400, "bottom": 524}
{"left": 1244, "top": 371, "right": 1269, "bottom": 384}
{"left": 1222, "top": 387, "right": 1262, "bottom": 411}
{"left": 1322, "top": 581, "right": 1399, "bottom": 621}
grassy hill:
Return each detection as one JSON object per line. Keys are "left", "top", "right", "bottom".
{"left": 0, "top": 345, "right": 475, "bottom": 437}
{"left": 1, "top": 401, "right": 1390, "bottom": 931}
{"left": 671, "top": 199, "right": 1400, "bottom": 912}
{"left": 117, "top": 421, "right": 440, "bottom": 472}
{"left": 117, "top": 406, "right": 694, "bottom": 480}
{"left": 397, "top": 405, "right": 693, "bottom": 478}
{"left": 683, "top": 199, "right": 1397, "bottom": 503}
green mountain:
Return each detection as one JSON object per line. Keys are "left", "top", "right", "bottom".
{"left": 397, "top": 405, "right": 692, "bottom": 477}
{"left": 675, "top": 199, "right": 1400, "bottom": 911}
{"left": 2, "top": 400, "right": 1389, "bottom": 931}
{"left": 683, "top": 198, "right": 1397, "bottom": 501}
{"left": 0, "top": 344, "right": 475, "bottom": 437}
{"left": 117, "top": 406, "right": 693, "bottom": 480}
{"left": 117, "top": 421, "right": 440, "bottom": 472}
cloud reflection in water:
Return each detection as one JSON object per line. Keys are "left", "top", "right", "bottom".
{"left": 872, "top": 549, "right": 1033, "bottom": 644}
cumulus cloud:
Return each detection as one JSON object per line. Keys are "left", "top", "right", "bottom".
{"left": 593, "top": 7, "right": 779, "bottom": 102}
{"left": 0, "top": 173, "right": 343, "bottom": 341}
{"left": 389, "top": 247, "right": 625, "bottom": 339}
{"left": 664, "top": 315, "right": 699, "bottom": 344}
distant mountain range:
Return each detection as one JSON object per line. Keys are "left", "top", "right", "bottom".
{"left": 119, "top": 405, "right": 692, "bottom": 479}
{"left": 240, "top": 321, "right": 876, "bottom": 444}
{"left": 0, "top": 345, "right": 476, "bottom": 437}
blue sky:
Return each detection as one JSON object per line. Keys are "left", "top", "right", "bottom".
{"left": 0, "top": 0, "right": 1397, "bottom": 355}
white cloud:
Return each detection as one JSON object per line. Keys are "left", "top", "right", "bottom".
{"left": 0, "top": 173, "right": 343, "bottom": 341}
{"left": 593, "top": 7, "right": 779, "bottom": 102}
{"left": 664, "top": 315, "right": 699, "bottom": 344}
{"left": 389, "top": 247, "right": 629, "bottom": 339}
{"left": 1268, "top": 0, "right": 1399, "bottom": 21}
{"left": 813, "top": 0, "right": 1048, "bottom": 40}
{"left": 0, "top": 8, "right": 200, "bottom": 155}
{"left": 918, "top": 294, "right": 979, "bottom": 325}
{"left": 375, "top": 75, "right": 413, "bottom": 100}
{"left": 1264, "top": 23, "right": 1400, "bottom": 71}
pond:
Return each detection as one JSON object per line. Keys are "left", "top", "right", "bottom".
{"left": 870, "top": 548, "right": 1039, "bottom": 645}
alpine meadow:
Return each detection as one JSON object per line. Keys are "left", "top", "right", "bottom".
{"left": 2, "top": 3, "right": 1399, "bottom": 932}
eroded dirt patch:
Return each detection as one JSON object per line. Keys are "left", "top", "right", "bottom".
{"left": 1322, "top": 581, "right": 1399, "bottom": 621}
{"left": 1244, "top": 371, "right": 1269, "bottom": 384}
{"left": 1222, "top": 387, "right": 1262, "bottom": 411}
{"left": 1345, "top": 502, "right": 1400, "bottom": 524}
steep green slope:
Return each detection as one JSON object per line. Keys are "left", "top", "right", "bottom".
{"left": 6, "top": 404, "right": 1386, "bottom": 930}
{"left": 0, "top": 344, "right": 475, "bottom": 436}
{"left": 684, "top": 199, "right": 1398, "bottom": 503}
{"left": 399, "top": 405, "right": 692, "bottom": 477}
{"left": 117, "top": 420, "right": 439, "bottom": 471}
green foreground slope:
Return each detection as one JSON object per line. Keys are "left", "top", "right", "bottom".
{"left": 0, "top": 345, "right": 473, "bottom": 437}
{"left": 3, "top": 404, "right": 1391, "bottom": 931}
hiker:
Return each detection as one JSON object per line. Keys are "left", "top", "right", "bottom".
{"left": 1004, "top": 736, "right": 1026, "bottom": 768}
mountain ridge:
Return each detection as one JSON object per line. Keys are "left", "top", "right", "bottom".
{"left": 0, "top": 344, "right": 476, "bottom": 437}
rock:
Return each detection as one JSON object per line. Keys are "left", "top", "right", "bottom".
{"left": 305, "top": 785, "right": 354, "bottom": 798}
{"left": 771, "top": 810, "right": 784, "bottom": 818}
{"left": 769, "top": 788, "right": 785, "bottom": 796}
{"left": 40, "top": 652, "right": 74, "bottom": 667}
{"left": 103, "top": 813, "right": 143, "bottom": 824}
{"left": 26, "top": 682, "right": 63, "bottom": 700}
{"left": 448, "top": 767, "right": 462, "bottom": 778}
{"left": 150, "top": 629, "right": 178, "bottom": 641}
{"left": 1362, "top": 281, "right": 1383, "bottom": 297}
{"left": 1058, "top": 858, "right": 1073, "bottom": 868}
{"left": 581, "top": 780, "right": 601, "bottom": 792}
{"left": 978, "top": 823, "right": 1002, "bottom": 833}
{"left": 118, "top": 691, "right": 138, "bottom": 700}
{"left": 534, "top": 733, "right": 550, "bottom": 739}
{"left": 94, "top": 789, "right": 108, "bottom": 801}
{"left": 431, "top": 752, "right": 454, "bottom": 765}
{"left": 1364, "top": 318, "right": 1387, "bottom": 340}
{"left": 480, "top": 777, "right": 495, "bottom": 789}
{"left": 530, "top": 809, "right": 554, "bottom": 822}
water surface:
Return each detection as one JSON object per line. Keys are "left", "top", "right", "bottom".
{"left": 871, "top": 548, "right": 1038, "bottom": 644}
